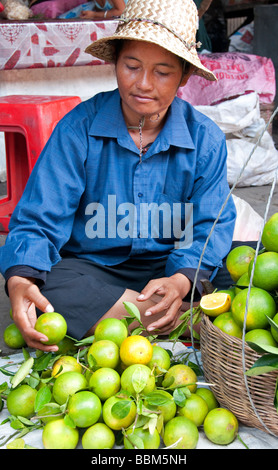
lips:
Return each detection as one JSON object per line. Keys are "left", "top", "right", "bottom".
{"left": 132, "top": 94, "right": 155, "bottom": 103}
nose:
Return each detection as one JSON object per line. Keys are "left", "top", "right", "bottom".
{"left": 136, "top": 69, "right": 154, "bottom": 91}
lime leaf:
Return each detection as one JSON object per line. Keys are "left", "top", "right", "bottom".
{"left": 124, "top": 433, "right": 144, "bottom": 449}
{"left": 10, "top": 357, "right": 34, "bottom": 388}
{"left": 245, "top": 353, "right": 278, "bottom": 376}
{"left": 64, "top": 414, "right": 76, "bottom": 428}
{"left": 123, "top": 302, "right": 141, "bottom": 322}
{"left": 34, "top": 385, "right": 52, "bottom": 412}
{"left": 246, "top": 341, "right": 278, "bottom": 355}
{"left": 144, "top": 391, "right": 172, "bottom": 407}
{"left": 111, "top": 400, "right": 132, "bottom": 419}
{"left": 266, "top": 315, "right": 278, "bottom": 333}
{"left": 131, "top": 366, "right": 149, "bottom": 394}
{"left": 173, "top": 388, "right": 187, "bottom": 407}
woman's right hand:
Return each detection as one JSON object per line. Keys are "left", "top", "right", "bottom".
{"left": 7, "top": 276, "right": 58, "bottom": 352}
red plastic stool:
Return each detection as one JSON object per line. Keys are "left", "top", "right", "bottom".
{"left": 0, "top": 94, "right": 81, "bottom": 233}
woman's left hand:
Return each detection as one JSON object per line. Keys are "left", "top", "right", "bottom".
{"left": 137, "top": 273, "right": 191, "bottom": 333}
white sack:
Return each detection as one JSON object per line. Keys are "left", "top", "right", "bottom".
{"left": 232, "top": 194, "right": 264, "bottom": 241}
{"left": 196, "top": 92, "right": 278, "bottom": 187}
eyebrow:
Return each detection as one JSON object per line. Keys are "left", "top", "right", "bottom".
{"left": 123, "top": 55, "right": 176, "bottom": 68}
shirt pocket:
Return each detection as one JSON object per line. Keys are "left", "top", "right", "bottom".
{"left": 149, "top": 193, "right": 193, "bottom": 246}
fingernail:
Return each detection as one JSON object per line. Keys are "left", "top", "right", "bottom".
{"left": 39, "top": 337, "right": 48, "bottom": 342}
{"left": 137, "top": 294, "right": 145, "bottom": 300}
{"left": 147, "top": 326, "right": 155, "bottom": 331}
{"left": 145, "top": 311, "right": 152, "bottom": 316}
{"left": 45, "top": 304, "right": 54, "bottom": 313}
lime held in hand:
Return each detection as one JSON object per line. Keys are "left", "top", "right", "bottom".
{"left": 35, "top": 312, "right": 67, "bottom": 345}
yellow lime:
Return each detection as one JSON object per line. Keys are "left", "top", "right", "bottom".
{"left": 120, "top": 335, "right": 153, "bottom": 366}
{"left": 162, "top": 364, "right": 197, "bottom": 393}
{"left": 226, "top": 245, "right": 255, "bottom": 282}
{"left": 200, "top": 293, "right": 231, "bottom": 317}
{"left": 51, "top": 355, "right": 82, "bottom": 377}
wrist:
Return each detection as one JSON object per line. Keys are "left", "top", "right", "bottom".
{"left": 171, "top": 273, "right": 191, "bottom": 298}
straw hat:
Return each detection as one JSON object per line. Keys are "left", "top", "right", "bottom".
{"left": 85, "top": 0, "right": 216, "bottom": 81}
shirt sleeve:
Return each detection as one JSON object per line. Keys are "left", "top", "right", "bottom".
{"left": 0, "top": 114, "right": 87, "bottom": 276}
{"left": 4, "top": 266, "right": 47, "bottom": 296}
{"left": 165, "top": 131, "right": 236, "bottom": 282}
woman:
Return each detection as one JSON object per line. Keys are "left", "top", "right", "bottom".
{"left": 80, "top": 0, "right": 127, "bottom": 20}
{"left": 0, "top": 0, "right": 236, "bottom": 352}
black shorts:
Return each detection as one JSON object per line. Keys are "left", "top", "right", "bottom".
{"left": 39, "top": 241, "right": 260, "bottom": 341}
{"left": 40, "top": 255, "right": 168, "bottom": 340}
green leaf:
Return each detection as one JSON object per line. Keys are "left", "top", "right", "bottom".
{"left": 10, "top": 357, "right": 34, "bottom": 389}
{"left": 168, "top": 321, "right": 188, "bottom": 341}
{"left": 73, "top": 335, "right": 95, "bottom": 347}
{"left": 22, "top": 348, "right": 31, "bottom": 361}
{"left": 17, "top": 416, "right": 34, "bottom": 426}
{"left": 245, "top": 353, "right": 278, "bottom": 376}
{"left": 0, "top": 366, "right": 15, "bottom": 377}
{"left": 246, "top": 341, "right": 278, "bottom": 355}
{"left": 131, "top": 366, "right": 149, "bottom": 394}
{"left": 33, "top": 352, "right": 53, "bottom": 372}
{"left": 111, "top": 400, "right": 132, "bottom": 420}
{"left": 144, "top": 391, "right": 172, "bottom": 407}
{"left": 28, "top": 370, "right": 40, "bottom": 389}
{"left": 173, "top": 388, "right": 187, "bottom": 407}
{"left": 9, "top": 418, "right": 25, "bottom": 430}
{"left": 64, "top": 414, "right": 76, "bottom": 428}
{"left": 87, "top": 353, "right": 98, "bottom": 370}
{"left": 266, "top": 315, "right": 278, "bottom": 334}
{"left": 146, "top": 416, "right": 157, "bottom": 435}
{"left": 123, "top": 302, "right": 141, "bottom": 322}
{"left": 0, "top": 382, "right": 8, "bottom": 393}
{"left": 124, "top": 433, "right": 144, "bottom": 449}
{"left": 34, "top": 385, "right": 52, "bottom": 412}
{"left": 130, "top": 327, "right": 144, "bottom": 336}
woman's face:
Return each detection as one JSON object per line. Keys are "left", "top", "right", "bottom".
{"left": 115, "top": 40, "right": 192, "bottom": 124}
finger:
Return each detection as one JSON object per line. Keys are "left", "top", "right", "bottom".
{"left": 144, "top": 291, "right": 182, "bottom": 319}
{"left": 137, "top": 279, "right": 167, "bottom": 302}
{"left": 146, "top": 301, "right": 181, "bottom": 332}
{"left": 21, "top": 327, "right": 59, "bottom": 352}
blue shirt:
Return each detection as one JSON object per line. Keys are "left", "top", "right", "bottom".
{"left": 0, "top": 89, "right": 236, "bottom": 285}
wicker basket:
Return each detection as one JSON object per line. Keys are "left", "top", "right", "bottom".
{"left": 200, "top": 313, "right": 278, "bottom": 436}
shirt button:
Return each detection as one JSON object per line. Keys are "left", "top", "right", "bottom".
{"left": 138, "top": 192, "right": 143, "bottom": 198}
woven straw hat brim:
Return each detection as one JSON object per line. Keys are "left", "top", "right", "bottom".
{"left": 85, "top": 29, "right": 216, "bottom": 81}
{"left": 85, "top": 0, "right": 216, "bottom": 81}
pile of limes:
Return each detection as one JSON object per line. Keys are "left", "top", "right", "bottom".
{"left": 0, "top": 313, "right": 239, "bottom": 450}
{"left": 200, "top": 212, "right": 278, "bottom": 348}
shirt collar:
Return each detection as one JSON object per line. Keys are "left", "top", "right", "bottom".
{"left": 88, "top": 89, "right": 195, "bottom": 151}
